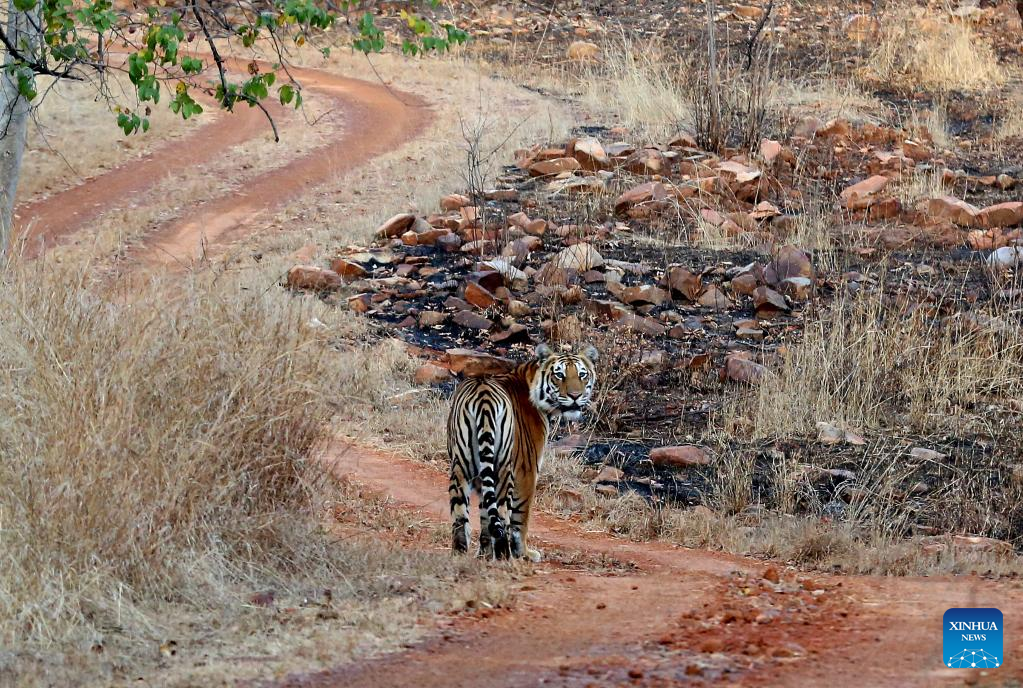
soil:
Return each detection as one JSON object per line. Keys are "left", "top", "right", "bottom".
{"left": 255, "top": 442, "right": 1023, "bottom": 687}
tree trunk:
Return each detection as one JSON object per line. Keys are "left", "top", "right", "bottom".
{"left": 0, "top": 0, "right": 40, "bottom": 260}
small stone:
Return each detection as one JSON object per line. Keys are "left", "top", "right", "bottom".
{"left": 550, "top": 243, "right": 604, "bottom": 271}
{"left": 649, "top": 445, "right": 711, "bottom": 468}
{"left": 286, "top": 265, "right": 343, "bottom": 291}
{"left": 452, "top": 310, "right": 493, "bottom": 331}
{"left": 529, "top": 157, "right": 581, "bottom": 177}
{"left": 440, "top": 193, "right": 471, "bottom": 211}
{"left": 418, "top": 310, "right": 448, "bottom": 327}
{"left": 724, "top": 354, "right": 768, "bottom": 384}
{"left": 816, "top": 422, "right": 844, "bottom": 445}
{"left": 594, "top": 465, "right": 625, "bottom": 483}
{"left": 909, "top": 447, "right": 947, "bottom": 461}
{"left": 595, "top": 484, "right": 619, "bottom": 497}
{"left": 753, "top": 286, "right": 789, "bottom": 316}
{"left": 414, "top": 363, "right": 452, "bottom": 385}
{"left": 464, "top": 282, "right": 498, "bottom": 309}
{"left": 621, "top": 284, "right": 669, "bottom": 306}
{"left": 376, "top": 213, "right": 417, "bottom": 238}
{"left": 697, "top": 285, "right": 732, "bottom": 310}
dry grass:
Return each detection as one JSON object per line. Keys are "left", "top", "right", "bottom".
{"left": 721, "top": 286, "right": 1023, "bottom": 440}
{"left": 19, "top": 76, "right": 197, "bottom": 202}
{"left": 893, "top": 165, "right": 946, "bottom": 207}
{"left": 577, "top": 37, "right": 691, "bottom": 142}
{"left": 865, "top": 9, "right": 1006, "bottom": 93}
{"left": 0, "top": 258, "right": 515, "bottom": 686}
{"left": 994, "top": 92, "right": 1023, "bottom": 142}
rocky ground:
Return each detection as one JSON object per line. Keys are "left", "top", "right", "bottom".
{"left": 285, "top": 46, "right": 1023, "bottom": 560}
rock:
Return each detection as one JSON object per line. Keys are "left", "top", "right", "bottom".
{"left": 490, "top": 323, "right": 532, "bottom": 344}
{"left": 440, "top": 193, "right": 471, "bottom": 211}
{"left": 613, "top": 313, "right": 667, "bottom": 337}
{"left": 329, "top": 258, "right": 368, "bottom": 280}
{"left": 376, "top": 213, "right": 417, "bottom": 238}
{"left": 529, "top": 157, "right": 581, "bottom": 177}
{"left": 625, "top": 148, "right": 665, "bottom": 175}
{"left": 666, "top": 267, "right": 702, "bottom": 300}
{"left": 566, "top": 40, "right": 600, "bottom": 61}
{"left": 570, "top": 136, "right": 610, "bottom": 170}
{"left": 481, "top": 258, "right": 529, "bottom": 290}
{"left": 780, "top": 276, "right": 814, "bottom": 300}
{"left": 614, "top": 181, "right": 668, "bottom": 214}
{"left": 594, "top": 484, "right": 619, "bottom": 497}
{"left": 445, "top": 348, "right": 515, "bottom": 376}
{"left": 507, "top": 299, "right": 532, "bottom": 317}
{"left": 594, "top": 465, "right": 625, "bottom": 483}
{"left": 950, "top": 535, "right": 1013, "bottom": 555}
{"left": 753, "top": 286, "right": 789, "bottom": 316}
{"left": 347, "top": 293, "right": 372, "bottom": 313}
{"left": 452, "top": 310, "right": 493, "bottom": 331}
{"left": 729, "top": 272, "right": 758, "bottom": 296}
{"left": 760, "top": 138, "right": 783, "bottom": 164}
{"left": 621, "top": 284, "right": 669, "bottom": 306}
{"left": 977, "top": 201, "right": 1023, "bottom": 229}
{"left": 736, "top": 327, "right": 763, "bottom": 341}
{"left": 765, "top": 245, "right": 813, "bottom": 286}
{"left": 649, "top": 445, "right": 711, "bottom": 468}
{"left": 816, "top": 422, "right": 844, "bottom": 445}
{"left": 551, "top": 243, "right": 604, "bottom": 271}
{"left": 909, "top": 446, "right": 947, "bottom": 461}
{"left": 997, "top": 174, "right": 1016, "bottom": 191}
{"left": 286, "top": 265, "right": 343, "bottom": 291}
{"left": 464, "top": 281, "right": 498, "bottom": 309}
{"left": 587, "top": 299, "right": 629, "bottom": 322}
{"left": 436, "top": 233, "right": 463, "bottom": 252}
{"left": 732, "top": 4, "right": 764, "bottom": 19}
{"left": 925, "top": 196, "right": 981, "bottom": 227}
{"left": 697, "top": 285, "right": 732, "bottom": 310}
{"left": 418, "top": 310, "right": 448, "bottom": 327}
{"left": 724, "top": 354, "right": 769, "bottom": 384}
{"left": 840, "top": 175, "right": 890, "bottom": 210}
{"left": 414, "top": 363, "right": 452, "bottom": 385}
{"left": 988, "top": 246, "right": 1023, "bottom": 268}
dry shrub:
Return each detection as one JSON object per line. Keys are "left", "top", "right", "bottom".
{"left": 0, "top": 260, "right": 342, "bottom": 652}
{"left": 866, "top": 10, "right": 1006, "bottom": 93}
{"left": 578, "top": 37, "right": 692, "bottom": 142}
{"left": 723, "top": 287, "right": 1023, "bottom": 440}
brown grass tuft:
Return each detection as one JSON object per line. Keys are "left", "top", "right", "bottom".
{"left": 865, "top": 10, "right": 1006, "bottom": 93}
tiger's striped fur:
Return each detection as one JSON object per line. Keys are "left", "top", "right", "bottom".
{"left": 447, "top": 343, "right": 598, "bottom": 561}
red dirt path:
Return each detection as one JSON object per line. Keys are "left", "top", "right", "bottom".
{"left": 262, "top": 442, "right": 1023, "bottom": 688}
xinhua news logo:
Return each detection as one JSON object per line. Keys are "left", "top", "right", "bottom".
{"left": 943, "top": 608, "right": 1003, "bottom": 669}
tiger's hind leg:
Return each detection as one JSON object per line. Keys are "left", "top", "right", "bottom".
{"left": 448, "top": 461, "right": 472, "bottom": 554}
{"left": 474, "top": 477, "right": 493, "bottom": 558}
{"left": 479, "top": 449, "right": 510, "bottom": 559}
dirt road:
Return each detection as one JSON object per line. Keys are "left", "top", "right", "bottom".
{"left": 14, "top": 58, "right": 427, "bottom": 266}
{"left": 260, "top": 443, "right": 1023, "bottom": 688}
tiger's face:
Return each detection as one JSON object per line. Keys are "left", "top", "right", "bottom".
{"left": 530, "top": 343, "right": 599, "bottom": 422}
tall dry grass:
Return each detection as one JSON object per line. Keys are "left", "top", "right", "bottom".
{"left": 865, "top": 10, "right": 1006, "bottom": 93}
{"left": 0, "top": 259, "right": 342, "bottom": 654}
{"left": 721, "top": 285, "right": 1023, "bottom": 440}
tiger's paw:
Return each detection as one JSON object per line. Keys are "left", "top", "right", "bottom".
{"left": 524, "top": 548, "right": 542, "bottom": 563}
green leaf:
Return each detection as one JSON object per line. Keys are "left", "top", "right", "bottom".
{"left": 13, "top": 0, "right": 36, "bottom": 12}
{"left": 279, "top": 83, "right": 294, "bottom": 105}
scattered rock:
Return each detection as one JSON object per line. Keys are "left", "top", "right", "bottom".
{"left": 464, "top": 281, "right": 498, "bottom": 309}
{"left": 286, "top": 265, "right": 343, "bottom": 291}
{"left": 445, "top": 349, "right": 515, "bottom": 376}
{"left": 816, "top": 422, "right": 844, "bottom": 445}
{"left": 649, "top": 445, "right": 712, "bottom": 468}
{"left": 329, "top": 258, "right": 368, "bottom": 281}
{"left": 376, "top": 213, "right": 417, "bottom": 238}
{"left": 551, "top": 242, "right": 604, "bottom": 271}
{"left": 909, "top": 446, "right": 947, "bottom": 461}
{"left": 419, "top": 310, "right": 448, "bottom": 327}
{"left": 753, "top": 286, "right": 789, "bottom": 316}
{"left": 840, "top": 175, "right": 890, "bottom": 210}
{"left": 724, "top": 354, "right": 769, "bottom": 384}
{"left": 666, "top": 266, "right": 702, "bottom": 300}
{"left": 529, "top": 157, "right": 581, "bottom": 177}
{"left": 621, "top": 284, "right": 669, "bottom": 306}
{"left": 452, "top": 310, "right": 494, "bottom": 331}
{"left": 594, "top": 465, "right": 625, "bottom": 483}
{"left": 697, "top": 285, "right": 732, "bottom": 310}
{"left": 414, "top": 363, "right": 452, "bottom": 385}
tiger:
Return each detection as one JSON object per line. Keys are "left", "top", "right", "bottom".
{"left": 447, "top": 343, "right": 598, "bottom": 561}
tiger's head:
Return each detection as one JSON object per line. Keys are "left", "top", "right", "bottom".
{"left": 529, "top": 343, "right": 599, "bottom": 422}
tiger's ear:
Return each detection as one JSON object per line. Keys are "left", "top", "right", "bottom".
{"left": 580, "top": 344, "right": 599, "bottom": 362}
{"left": 535, "top": 343, "right": 554, "bottom": 360}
